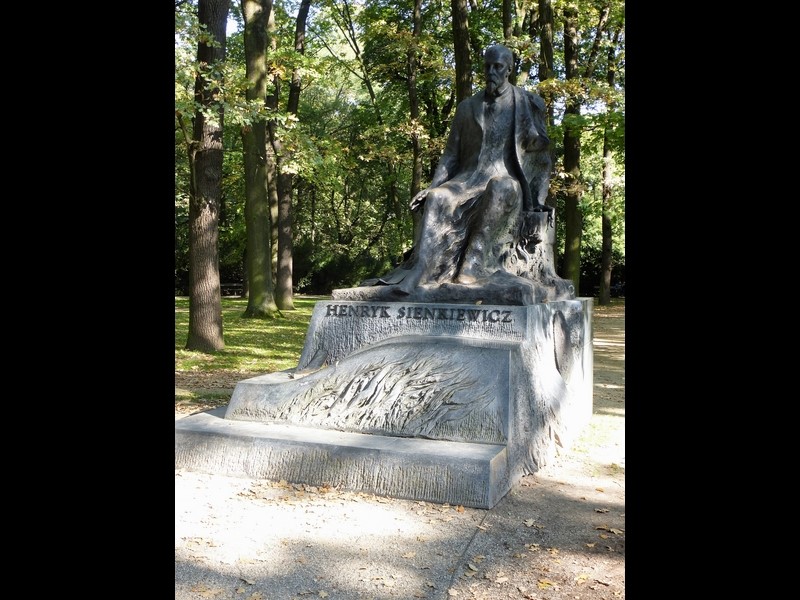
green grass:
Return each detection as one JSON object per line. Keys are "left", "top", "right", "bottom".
{"left": 175, "top": 295, "right": 328, "bottom": 374}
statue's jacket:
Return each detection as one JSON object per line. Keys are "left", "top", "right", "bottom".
{"left": 431, "top": 85, "right": 550, "bottom": 213}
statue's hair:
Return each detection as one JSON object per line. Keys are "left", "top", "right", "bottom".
{"left": 485, "top": 44, "right": 513, "bottom": 68}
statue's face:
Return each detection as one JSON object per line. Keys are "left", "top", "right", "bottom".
{"left": 484, "top": 48, "right": 510, "bottom": 96}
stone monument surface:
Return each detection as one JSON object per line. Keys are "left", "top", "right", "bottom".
{"left": 175, "top": 44, "right": 593, "bottom": 509}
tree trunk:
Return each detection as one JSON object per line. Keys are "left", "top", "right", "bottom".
{"left": 241, "top": 0, "right": 278, "bottom": 318}
{"left": 241, "top": 248, "right": 249, "bottom": 298}
{"left": 273, "top": 0, "right": 311, "bottom": 311}
{"left": 275, "top": 161, "right": 294, "bottom": 309}
{"left": 502, "top": 0, "right": 515, "bottom": 86}
{"left": 408, "top": 0, "right": 423, "bottom": 246}
{"left": 599, "top": 131, "right": 612, "bottom": 305}
{"left": 186, "top": 0, "right": 230, "bottom": 353}
{"left": 537, "top": 0, "right": 555, "bottom": 129}
{"left": 535, "top": 0, "right": 558, "bottom": 216}
{"left": 503, "top": 0, "right": 513, "bottom": 42}
{"left": 451, "top": 0, "right": 472, "bottom": 103}
{"left": 561, "top": 4, "right": 582, "bottom": 296}
{"left": 599, "top": 28, "right": 620, "bottom": 306}
{"left": 266, "top": 10, "right": 281, "bottom": 288}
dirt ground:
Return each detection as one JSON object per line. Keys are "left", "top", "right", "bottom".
{"left": 175, "top": 299, "right": 625, "bottom": 599}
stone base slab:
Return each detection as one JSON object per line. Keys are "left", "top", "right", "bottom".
{"left": 176, "top": 408, "right": 512, "bottom": 509}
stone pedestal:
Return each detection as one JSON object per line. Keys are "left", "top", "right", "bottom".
{"left": 175, "top": 298, "right": 592, "bottom": 509}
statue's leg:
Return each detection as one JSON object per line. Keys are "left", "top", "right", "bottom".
{"left": 456, "top": 177, "right": 521, "bottom": 284}
{"left": 395, "top": 187, "right": 460, "bottom": 294}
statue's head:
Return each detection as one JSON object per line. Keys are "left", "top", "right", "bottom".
{"left": 483, "top": 44, "right": 513, "bottom": 96}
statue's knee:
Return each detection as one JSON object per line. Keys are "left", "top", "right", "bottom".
{"left": 426, "top": 189, "right": 446, "bottom": 206}
{"left": 424, "top": 188, "right": 455, "bottom": 218}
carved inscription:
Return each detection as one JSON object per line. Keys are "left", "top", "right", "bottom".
{"left": 324, "top": 304, "right": 513, "bottom": 324}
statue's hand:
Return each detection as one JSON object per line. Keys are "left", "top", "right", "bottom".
{"left": 519, "top": 211, "right": 543, "bottom": 245}
{"left": 410, "top": 189, "right": 428, "bottom": 212}
{"left": 532, "top": 203, "right": 554, "bottom": 227}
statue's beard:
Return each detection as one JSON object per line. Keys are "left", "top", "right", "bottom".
{"left": 486, "top": 80, "right": 498, "bottom": 95}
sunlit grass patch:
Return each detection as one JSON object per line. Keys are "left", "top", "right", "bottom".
{"left": 175, "top": 295, "right": 328, "bottom": 373}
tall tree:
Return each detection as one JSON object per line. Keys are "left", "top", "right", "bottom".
{"left": 537, "top": 0, "right": 555, "bottom": 129}
{"left": 265, "top": 5, "right": 280, "bottom": 289}
{"left": 186, "top": 0, "right": 230, "bottom": 352}
{"left": 599, "top": 26, "right": 621, "bottom": 306}
{"left": 560, "top": 2, "right": 582, "bottom": 293}
{"left": 408, "top": 0, "right": 424, "bottom": 242}
{"left": 240, "top": 0, "right": 279, "bottom": 318}
{"left": 561, "top": 1, "right": 611, "bottom": 295}
{"left": 451, "top": 0, "right": 472, "bottom": 103}
{"left": 273, "top": 0, "right": 312, "bottom": 310}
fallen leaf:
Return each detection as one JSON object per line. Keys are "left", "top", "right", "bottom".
{"left": 575, "top": 573, "right": 590, "bottom": 584}
{"left": 596, "top": 525, "right": 624, "bottom": 533}
{"left": 456, "top": 505, "right": 465, "bottom": 512}
{"left": 319, "top": 591, "right": 329, "bottom": 598}
{"left": 467, "top": 563, "right": 479, "bottom": 571}
{"left": 402, "top": 552, "right": 416, "bottom": 558}
{"left": 495, "top": 576, "right": 509, "bottom": 584}
{"left": 585, "top": 542, "right": 596, "bottom": 548}
{"left": 537, "top": 579, "right": 556, "bottom": 589}
{"left": 594, "top": 508, "right": 610, "bottom": 513}
{"left": 595, "top": 579, "right": 611, "bottom": 586}
{"left": 524, "top": 519, "right": 544, "bottom": 529}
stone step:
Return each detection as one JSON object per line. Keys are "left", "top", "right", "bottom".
{"left": 175, "top": 408, "right": 511, "bottom": 509}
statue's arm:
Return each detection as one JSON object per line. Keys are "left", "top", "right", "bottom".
{"left": 522, "top": 91, "right": 554, "bottom": 223}
{"left": 524, "top": 92, "right": 550, "bottom": 153}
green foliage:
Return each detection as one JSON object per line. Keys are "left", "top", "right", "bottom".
{"left": 175, "top": 0, "right": 625, "bottom": 296}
